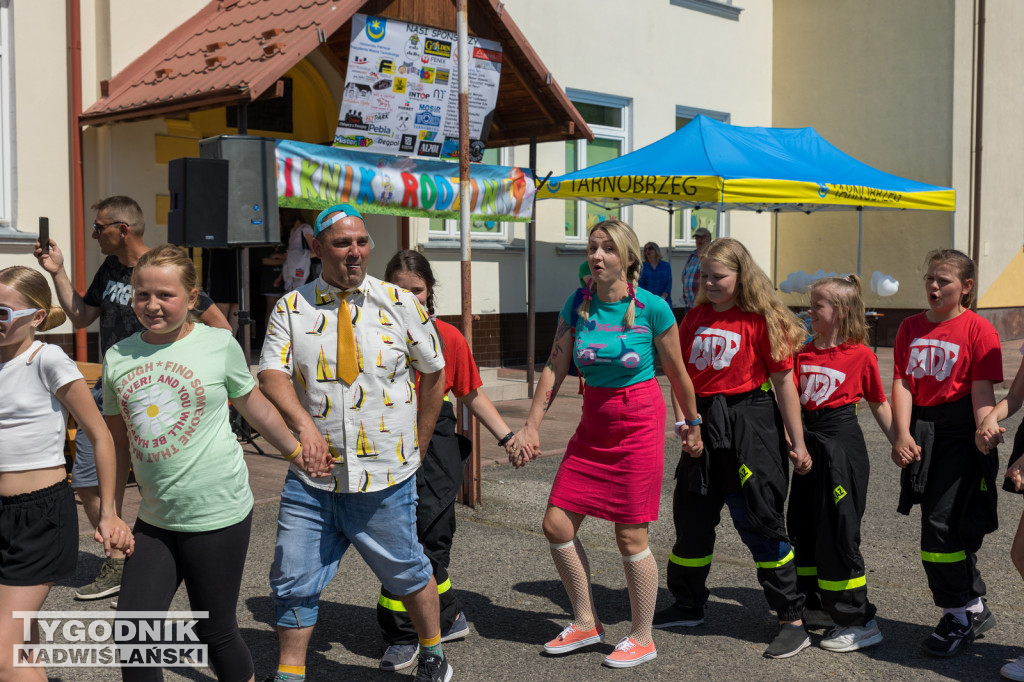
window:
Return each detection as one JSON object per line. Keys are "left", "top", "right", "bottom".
{"left": 226, "top": 77, "right": 293, "bottom": 133}
{"left": 0, "top": 1, "right": 12, "bottom": 231}
{"left": 427, "top": 146, "right": 511, "bottom": 240}
{"left": 564, "top": 89, "right": 631, "bottom": 241}
{"left": 673, "top": 105, "right": 730, "bottom": 247}
{"left": 670, "top": 0, "right": 743, "bottom": 21}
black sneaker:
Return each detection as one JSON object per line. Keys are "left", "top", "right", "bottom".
{"left": 922, "top": 613, "right": 975, "bottom": 657}
{"left": 764, "top": 623, "right": 811, "bottom": 659}
{"left": 970, "top": 601, "right": 996, "bottom": 638}
{"left": 652, "top": 603, "right": 705, "bottom": 629}
{"left": 415, "top": 653, "right": 453, "bottom": 682}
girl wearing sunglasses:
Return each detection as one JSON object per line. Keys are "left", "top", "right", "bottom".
{"left": 0, "top": 266, "right": 133, "bottom": 679}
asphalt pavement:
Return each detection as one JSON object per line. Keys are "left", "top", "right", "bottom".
{"left": 40, "top": 342, "right": 1024, "bottom": 681}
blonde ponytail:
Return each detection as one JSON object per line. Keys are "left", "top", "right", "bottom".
{"left": 39, "top": 305, "right": 67, "bottom": 332}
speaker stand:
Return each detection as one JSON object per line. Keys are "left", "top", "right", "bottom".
{"left": 231, "top": 247, "right": 264, "bottom": 453}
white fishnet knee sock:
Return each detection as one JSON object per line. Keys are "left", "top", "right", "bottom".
{"left": 623, "top": 548, "right": 657, "bottom": 646}
{"left": 550, "top": 538, "right": 598, "bottom": 630}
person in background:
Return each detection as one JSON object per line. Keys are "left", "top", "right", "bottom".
{"left": 638, "top": 241, "right": 672, "bottom": 305}
{"left": 203, "top": 248, "right": 240, "bottom": 336}
{"left": 679, "top": 227, "right": 712, "bottom": 322}
{"left": 33, "top": 195, "right": 230, "bottom": 603}
{"left": 279, "top": 208, "right": 315, "bottom": 292}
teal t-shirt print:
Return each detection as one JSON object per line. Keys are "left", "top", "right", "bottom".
{"left": 560, "top": 287, "right": 674, "bottom": 389}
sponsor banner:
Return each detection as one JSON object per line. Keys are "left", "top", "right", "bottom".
{"left": 335, "top": 14, "right": 502, "bottom": 159}
{"left": 538, "top": 175, "right": 956, "bottom": 211}
{"left": 276, "top": 139, "right": 534, "bottom": 221}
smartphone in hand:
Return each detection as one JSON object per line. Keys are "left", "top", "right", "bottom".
{"left": 38, "top": 217, "right": 49, "bottom": 252}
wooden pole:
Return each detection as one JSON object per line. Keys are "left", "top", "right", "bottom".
{"left": 457, "top": 0, "right": 480, "bottom": 506}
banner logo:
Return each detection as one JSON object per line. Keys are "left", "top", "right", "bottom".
{"left": 365, "top": 17, "right": 386, "bottom": 42}
{"left": 13, "top": 611, "right": 208, "bottom": 668}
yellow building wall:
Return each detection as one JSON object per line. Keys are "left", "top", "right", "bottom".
{"left": 772, "top": 0, "right": 957, "bottom": 310}
{"left": 970, "top": 0, "right": 1024, "bottom": 308}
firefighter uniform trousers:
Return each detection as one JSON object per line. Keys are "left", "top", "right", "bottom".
{"left": 897, "top": 395, "right": 999, "bottom": 608}
{"left": 788, "top": 404, "right": 876, "bottom": 626}
{"left": 667, "top": 389, "right": 805, "bottom": 621}
{"left": 377, "top": 400, "right": 471, "bottom": 644}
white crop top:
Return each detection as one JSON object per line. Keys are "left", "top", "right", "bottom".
{"left": 0, "top": 341, "right": 83, "bottom": 472}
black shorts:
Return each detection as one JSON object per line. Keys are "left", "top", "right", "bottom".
{"left": 0, "top": 480, "right": 78, "bottom": 586}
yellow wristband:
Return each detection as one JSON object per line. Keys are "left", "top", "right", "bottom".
{"left": 285, "top": 442, "right": 302, "bottom": 461}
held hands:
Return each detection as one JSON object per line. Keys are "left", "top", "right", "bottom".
{"left": 789, "top": 442, "right": 812, "bottom": 475}
{"left": 294, "top": 428, "right": 334, "bottom": 478}
{"left": 95, "top": 515, "right": 134, "bottom": 557}
{"left": 890, "top": 432, "right": 921, "bottom": 468}
{"left": 507, "top": 426, "right": 540, "bottom": 469}
{"left": 675, "top": 423, "right": 704, "bottom": 458}
{"left": 34, "top": 238, "right": 64, "bottom": 275}
{"left": 975, "top": 416, "right": 1006, "bottom": 454}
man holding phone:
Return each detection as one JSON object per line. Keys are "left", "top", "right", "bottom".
{"left": 34, "top": 195, "right": 231, "bottom": 601}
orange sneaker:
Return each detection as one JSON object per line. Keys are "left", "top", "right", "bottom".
{"left": 603, "top": 636, "right": 657, "bottom": 668}
{"left": 543, "top": 622, "right": 605, "bottom": 654}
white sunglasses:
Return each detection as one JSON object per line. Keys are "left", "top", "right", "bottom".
{"left": 0, "top": 305, "right": 39, "bottom": 323}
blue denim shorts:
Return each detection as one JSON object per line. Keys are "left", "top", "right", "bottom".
{"left": 71, "top": 382, "right": 104, "bottom": 489}
{"left": 270, "top": 470, "right": 432, "bottom": 628}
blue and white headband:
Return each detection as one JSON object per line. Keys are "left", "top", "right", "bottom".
{"left": 313, "top": 203, "right": 373, "bottom": 248}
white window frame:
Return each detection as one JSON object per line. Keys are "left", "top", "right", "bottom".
{"left": 0, "top": 1, "right": 13, "bottom": 231}
{"left": 426, "top": 146, "right": 514, "bottom": 241}
{"left": 564, "top": 88, "right": 632, "bottom": 242}
{"left": 673, "top": 105, "right": 730, "bottom": 247}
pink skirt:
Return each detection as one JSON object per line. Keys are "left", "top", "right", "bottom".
{"left": 548, "top": 378, "right": 666, "bottom": 524}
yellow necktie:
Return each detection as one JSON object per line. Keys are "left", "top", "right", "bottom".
{"left": 337, "top": 293, "right": 359, "bottom": 384}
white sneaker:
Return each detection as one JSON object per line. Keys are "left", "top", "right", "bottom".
{"left": 820, "top": 619, "right": 883, "bottom": 653}
{"left": 1002, "top": 655, "right": 1024, "bottom": 681}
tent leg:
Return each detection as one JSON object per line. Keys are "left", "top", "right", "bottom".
{"left": 857, "top": 208, "right": 863, "bottom": 276}
{"left": 772, "top": 211, "right": 779, "bottom": 286}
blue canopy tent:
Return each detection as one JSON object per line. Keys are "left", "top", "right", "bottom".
{"left": 538, "top": 115, "right": 955, "bottom": 277}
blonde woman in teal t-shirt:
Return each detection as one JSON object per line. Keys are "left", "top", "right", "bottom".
{"left": 511, "top": 220, "right": 703, "bottom": 670}
{"left": 103, "top": 245, "right": 301, "bottom": 682}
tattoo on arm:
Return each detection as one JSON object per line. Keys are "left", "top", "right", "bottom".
{"left": 553, "top": 318, "right": 571, "bottom": 345}
{"left": 542, "top": 375, "right": 565, "bottom": 415}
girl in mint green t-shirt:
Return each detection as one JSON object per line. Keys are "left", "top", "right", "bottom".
{"left": 103, "top": 244, "right": 300, "bottom": 682}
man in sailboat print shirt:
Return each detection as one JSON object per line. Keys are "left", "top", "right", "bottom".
{"left": 258, "top": 205, "right": 451, "bottom": 681}
{"left": 259, "top": 226, "right": 445, "bottom": 493}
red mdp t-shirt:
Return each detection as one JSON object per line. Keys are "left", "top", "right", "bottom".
{"left": 679, "top": 304, "right": 793, "bottom": 397}
{"left": 893, "top": 310, "right": 1002, "bottom": 406}
{"left": 435, "top": 318, "right": 483, "bottom": 398}
{"left": 794, "top": 342, "right": 886, "bottom": 410}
